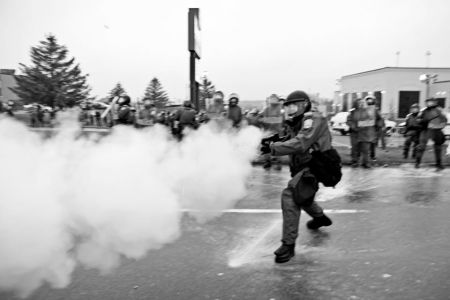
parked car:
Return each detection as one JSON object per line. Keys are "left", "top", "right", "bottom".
{"left": 443, "top": 113, "right": 450, "bottom": 139}
{"left": 330, "top": 112, "right": 350, "bottom": 135}
{"left": 384, "top": 119, "right": 397, "bottom": 136}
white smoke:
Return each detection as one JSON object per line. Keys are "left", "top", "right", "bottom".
{"left": 0, "top": 115, "right": 262, "bottom": 298}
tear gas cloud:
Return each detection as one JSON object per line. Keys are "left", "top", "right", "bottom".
{"left": 0, "top": 113, "right": 262, "bottom": 298}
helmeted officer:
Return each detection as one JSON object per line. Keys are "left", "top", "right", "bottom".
{"left": 261, "top": 90, "right": 333, "bottom": 263}
{"left": 346, "top": 98, "right": 363, "bottom": 167}
{"left": 136, "top": 99, "right": 157, "bottom": 127}
{"left": 415, "top": 98, "right": 447, "bottom": 170}
{"left": 227, "top": 93, "right": 243, "bottom": 127}
{"left": 403, "top": 103, "right": 421, "bottom": 159}
{"left": 352, "top": 96, "right": 381, "bottom": 168}
{"left": 116, "top": 95, "right": 135, "bottom": 125}
{"left": 173, "top": 100, "right": 198, "bottom": 139}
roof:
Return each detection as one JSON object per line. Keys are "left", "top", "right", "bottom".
{"left": 341, "top": 67, "right": 450, "bottom": 80}
{"left": 0, "top": 69, "right": 15, "bottom": 75}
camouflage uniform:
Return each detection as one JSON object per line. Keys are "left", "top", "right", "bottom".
{"left": 403, "top": 112, "right": 421, "bottom": 159}
{"left": 346, "top": 107, "right": 360, "bottom": 165}
{"left": 415, "top": 106, "right": 447, "bottom": 168}
{"left": 271, "top": 111, "right": 332, "bottom": 245}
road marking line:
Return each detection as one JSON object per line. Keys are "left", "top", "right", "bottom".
{"left": 182, "top": 208, "right": 368, "bottom": 214}
{"left": 332, "top": 141, "right": 351, "bottom": 148}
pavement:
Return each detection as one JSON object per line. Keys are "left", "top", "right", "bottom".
{"left": 2, "top": 166, "right": 450, "bottom": 300}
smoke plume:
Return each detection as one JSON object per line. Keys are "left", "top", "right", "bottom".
{"left": 0, "top": 114, "right": 262, "bottom": 298}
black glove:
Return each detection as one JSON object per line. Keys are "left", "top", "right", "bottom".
{"left": 260, "top": 143, "right": 272, "bottom": 155}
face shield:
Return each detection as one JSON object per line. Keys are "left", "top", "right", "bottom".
{"left": 284, "top": 101, "right": 307, "bottom": 119}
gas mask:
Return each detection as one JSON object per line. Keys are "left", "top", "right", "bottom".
{"left": 284, "top": 101, "right": 306, "bottom": 120}
{"left": 229, "top": 99, "right": 238, "bottom": 107}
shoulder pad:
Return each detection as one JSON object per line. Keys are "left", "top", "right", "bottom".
{"left": 302, "top": 118, "right": 314, "bottom": 129}
{"left": 304, "top": 111, "right": 313, "bottom": 118}
{"left": 420, "top": 107, "right": 427, "bottom": 112}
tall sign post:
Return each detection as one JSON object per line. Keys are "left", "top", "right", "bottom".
{"left": 188, "top": 8, "right": 201, "bottom": 110}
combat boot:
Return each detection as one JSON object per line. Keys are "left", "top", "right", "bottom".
{"left": 435, "top": 148, "right": 443, "bottom": 171}
{"left": 306, "top": 214, "right": 332, "bottom": 230}
{"left": 274, "top": 243, "right": 295, "bottom": 263}
{"left": 415, "top": 157, "right": 421, "bottom": 169}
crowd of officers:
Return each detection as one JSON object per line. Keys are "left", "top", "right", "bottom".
{"left": 402, "top": 98, "right": 447, "bottom": 169}
{"left": 346, "top": 96, "right": 447, "bottom": 170}
{"left": 76, "top": 94, "right": 246, "bottom": 139}
{"left": 346, "top": 96, "right": 385, "bottom": 168}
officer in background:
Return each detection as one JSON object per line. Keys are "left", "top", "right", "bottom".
{"left": 227, "top": 93, "right": 243, "bottom": 128}
{"left": 261, "top": 90, "right": 333, "bottom": 263}
{"left": 415, "top": 98, "right": 447, "bottom": 170}
{"left": 352, "top": 96, "right": 381, "bottom": 168}
{"left": 346, "top": 98, "right": 362, "bottom": 167}
{"left": 116, "top": 95, "right": 135, "bottom": 125}
{"left": 245, "top": 108, "right": 261, "bottom": 127}
{"left": 365, "top": 96, "right": 383, "bottom": 162}
{"left": 136, "top": 99, "right": 157, "bottom": 128}
{"left": 403, "top": 103, "right": 421, "bottom": 159}
{"left": 173, "top": 100, "right": 198, "bottom": 139}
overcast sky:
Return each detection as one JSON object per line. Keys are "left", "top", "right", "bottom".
{"left": 1, "top": 0, "right": 450, "bottom": 102}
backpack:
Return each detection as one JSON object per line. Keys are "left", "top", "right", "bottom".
{"left": 308, "top": 148, "right": 342, "bottom": 187}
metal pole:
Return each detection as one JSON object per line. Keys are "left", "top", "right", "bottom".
{"left": 190, "top": 51, "right": 197, "bottom": 109}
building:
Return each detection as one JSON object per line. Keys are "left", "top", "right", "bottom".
{"left": 0, "top": 69, "right": 19, "bottom": 104}
{"left": 338, "top": 67, "right": 450, "bottom": 118}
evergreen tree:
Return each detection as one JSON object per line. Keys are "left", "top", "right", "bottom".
{"left": 11, "top": 34, "right": 91, "bottom": 108}
{"left": 199, "top": 75, "right": 215, "bottom": 110}
{"left": 109, "top": 82, "right": 127, "bottom": 98}
{"left": 143, "top": 78, "right": 169, "bottom": 108}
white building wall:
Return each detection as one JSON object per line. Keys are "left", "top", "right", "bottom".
{"left": 339, "top": 68, "right": 450, "bottom": 118}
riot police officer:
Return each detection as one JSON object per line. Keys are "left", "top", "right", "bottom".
{"left": 261, "top": 90, "right": 333, "bottom": 263}
{"left": 116, "top": 95, "right": 135, "bottom": 125}
{"left": 403, "top": 103, "right": 421, "bottom": 159}
{"left": 173, "top": 100, "right": 198, "bottom": 139}
{"left": 415, "top": 98, "right": 447, "bottom": 170}
{"left": 346, "top": 98, "right": 362, "bottom": 167}
{"left": 227, "top": 93, "right": 243, "bottom": 128}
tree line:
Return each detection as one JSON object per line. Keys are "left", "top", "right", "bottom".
{"left": 12, "top": 34, "right": 216, "bottom": 109}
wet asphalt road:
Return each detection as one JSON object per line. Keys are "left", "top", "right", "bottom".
{"left": 2, "top": 166, "right": 450, "bottom": 300}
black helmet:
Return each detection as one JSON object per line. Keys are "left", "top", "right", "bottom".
{"left": 364, "top": 95, "right": 376, "bottom": 105}
{"left": 284, "top": 90, "right": 311, "bottom": 112}
{"left": 118, "top": 95, "right": 131, "bottom": 106}
{"left": 183, "top": 100, "right": 193, "bottom": 108}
